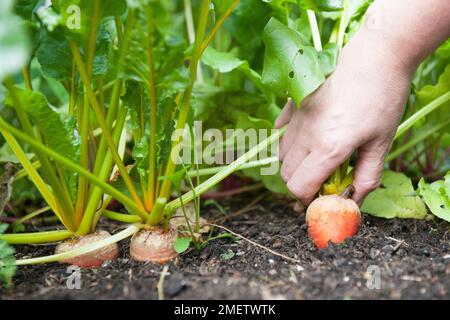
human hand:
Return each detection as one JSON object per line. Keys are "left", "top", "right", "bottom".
{"left": 276, "top": 29, "right": 415, "bottom": 207}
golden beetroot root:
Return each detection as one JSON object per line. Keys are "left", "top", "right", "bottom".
{"left": 130, "top": 224, "right": 178, "bottom": 264}
{"left": 55, "top": 230, "right": 119, "bottom": 268}
{"left": 306, "top": 187, "right": 361, "bottom": 249}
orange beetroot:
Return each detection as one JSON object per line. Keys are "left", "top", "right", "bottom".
{"left": 130, "top": 224, "right": 178, "bottom": 264}
{"left": 306, "top": 187, "right": 361, "bottom": 249}
{"left": 55, "top": 230, "right": 119, "bottom": 268}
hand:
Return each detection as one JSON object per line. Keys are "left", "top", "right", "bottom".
{"left": 275, "top": 29, "right": 415, "bottom": 206}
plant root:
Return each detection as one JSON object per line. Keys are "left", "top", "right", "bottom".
{"left": 54, "top": 230, "right": 119, "bottom": 268}
{"left": 130, "top": 224, "right": 178, "bottom": 264}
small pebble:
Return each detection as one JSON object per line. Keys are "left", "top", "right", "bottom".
{"left": 272, "top": 241, "right": 282, "bottom": 249}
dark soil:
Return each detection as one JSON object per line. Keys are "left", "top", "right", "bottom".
{"left": 1, "top": 194, "right": 449, "bottom": 300}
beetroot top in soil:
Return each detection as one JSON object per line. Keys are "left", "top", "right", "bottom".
{"left": 1, "top": 195, "right": 449, "bottom": 300}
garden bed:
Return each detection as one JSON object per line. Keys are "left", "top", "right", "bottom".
{"left": 1, "top": 194, "right": 449, "bottom": 300}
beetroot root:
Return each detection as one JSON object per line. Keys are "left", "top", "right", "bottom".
{"left": 55, "top": 230, "right": 119, "bottom": 268}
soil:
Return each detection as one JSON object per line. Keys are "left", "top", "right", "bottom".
{"left": 1, "top": 194, "right": 449, "bottom": 300}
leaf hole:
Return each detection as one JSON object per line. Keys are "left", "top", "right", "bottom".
{"left": 298, "top": 48, "right": 304, "bottom": 54}
{"left": 288, "top": 71, "right": 294, "bottom": 78}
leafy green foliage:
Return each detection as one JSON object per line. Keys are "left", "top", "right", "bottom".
{"left": 415, "top": 65, "right": 450, "bottom": 121}
{"left": 390, "top": 61, "right": 450, "bottom": 179}
{"left": 0, "top": 0, "right": 31, "bottom": 82}
{"left": 418, "top": 173, "right": 450, "bottom": 222}
{"left": 52, "top": 0, "right": 126, "bottom": 44}
{"left": 36, "top": 28, "right": 73, "bottom": 80}
{"left": 0, "top": 224, "right": 16, "bottom": 288}
{"left": 300, "top": 0, "right": 344, "bottom": 12}
{"left": 5, "top": 87, "right": 80, "bottom": 200}
{"left": 5, "top": 88, "right": 79, "bottom": 163}
{"left": 362, "top": 171, "right": 427, "bottom": 219}
{"left": 173, "top": 237, "right": 191, "bottom": 253}
{"left": 224, "top": 0, "right": 272, "bottom": 68}
{"left": 261, "top": 18, "right": 338, "bottom": 106}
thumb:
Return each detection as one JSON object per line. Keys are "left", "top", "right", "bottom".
{"left": 352, "top": 142, "right": 387, "bottom": 205}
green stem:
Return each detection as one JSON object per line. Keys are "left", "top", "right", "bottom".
{"left": 146, "top": 3, "right": 158, "bottom": 210}
{"left": 4, "top": 79, "right": 76, "bottom": 226}
{"left": 307, "top": 10, "right": 322, "bottom": 51}
{"left": 186, "top": 157, "right": 279, "bottom": 177}
{"left": 13, "top": 206, "right": 51, "bottom": 226}
{"left": 395, "top": 91, "right": 450, "bottom": 140}
{"left": 0, "top": 230, "right": 73, "bottom": 245}
{"left": 14, "top": 160, "right": 40, "bottom": 181}
{"left": 165, "top": 128, "right": 285, "bottom": 214}
{"left": 70, "top": 42, "right": 144, "bottom": 209}
{"left": 325, "top": 0, "right": 350, "bottom": 192}
{"left": 75, "top": 95, "right": 90, "bottom": 224}
{"left": 0, "top": 129, "right": 64, "bottom": 225}
{"left": 200, "top": 0, "right": 240, "bottom": 55}
{"left": 337, "top": 0, "right": 349, "bottom": 48}
{"left": 147, "top": 197, "right": 167, "bottom": 225}
{"left": 184, "top": 0, "right": 195, "bottom": 44}
{"left": 92, "top": 81, "right": 122, "bottom": 177}
{"left": 0, "top": 116, "right": 148, "bottom": 220}
{"left": 103, "top": 210, "right": 142, "bottom": 223}
{"left": 158, "top": 0, "right": 211, "bottom": 201}
{"left": 388, "top": 117, "right": 450, "bottom": 162}
{"left": 21, "top": 66, "right": 32, "bottom": 91}
{"left": 77, "top": 106, "right": 145, "bottom": 235}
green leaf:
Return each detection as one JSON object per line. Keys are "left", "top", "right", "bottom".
{"left": 203, "top": 46, "right": 246, "bottom": 73}
{"left": 220, "top": 249, "right": 235, "bottom": 260}
{"left": 173, "top": 237, "right": 191, "bottom": 253}
{"left": 52, "top": 0, "right": 126, "bottom": 44}
{"left": 5, "top": 87, "right": 80, "bottom": 200}
{"left": 415, "top": 64, "right": 450, "bottom": 124}
{"left": 261, "top": 18, "right": 334, "bottom": 106}
{"left": 318, "top": 43, "right": 339, "bottom": 76}
{"left": 321, "top": 0, "right": 372, "bottom": 20}
{"left": 225, "top": 0, "right": 271, "bottom": 67}
{"left": 361, "top": 170, "right": 427, "bottom": 219}
{"left": 418, "top": 174, "right": 450, "bottom": 222}
{"left": 6, "top": 88, "right": 79, "bottom": 162}
{"left": 36, "top": 28, "right": 73, "bottom": 80}
{"left": 0, "top": 223, "right": 16, "bottom": 288}
{"left": 13, "top": 0, "right": 42, "bottom": 20}
{"left": 0, "top": 0, "right": 31, "bottom": 82}
{"left": 132, "top": 136, "right": 149, "bottom": 184}
{"left": 91, "top": 22, "right": 114, "bottom": 76}
{"left": 300, "top": 0, "right": 344, "bottom": 12}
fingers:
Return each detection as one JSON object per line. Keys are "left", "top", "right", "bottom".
{"left": 280, "top": 143, "right": 309, "bottom": 181}
{"left": 279, "top": 120, "right": 303, "bottom": 161}
{"left": 275, "top": 99, "right": 295, "bottom": 129}
{"left": 286, "top": 143, "right": 354, "bottom": 206}
{"left": 352, "top": 143, "right": 386, "bottom": 205}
